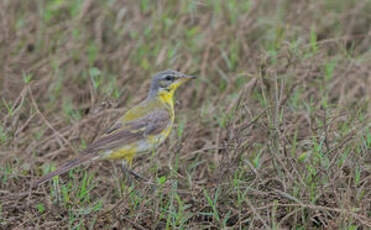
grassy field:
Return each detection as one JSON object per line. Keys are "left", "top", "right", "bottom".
{"left": 0, "top": 0, "right": 370, "bottom": 229}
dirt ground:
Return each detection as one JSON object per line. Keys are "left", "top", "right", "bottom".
{"left": 0, "top": 0, "right": 370, "bottom": 229}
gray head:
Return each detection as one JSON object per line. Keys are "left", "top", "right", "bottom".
{"left": 148, "top": 69, "right": 196, "bottom": 98}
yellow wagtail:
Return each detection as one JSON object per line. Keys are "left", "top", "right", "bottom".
{"left": 34, "top": 70, "right": 196, "bottom": 186}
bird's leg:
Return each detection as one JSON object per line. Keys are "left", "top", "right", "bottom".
{"left": 128, "top": 169, "right": 147, "bottom": 181}
{"left": 121, "top": 160, "right": 146, "bottom": 182}
{"left": 120, "top": 160, "right": 133, "bottom": 184}
{"left": 121, "top": 160, "right": 156, "bottom": 192}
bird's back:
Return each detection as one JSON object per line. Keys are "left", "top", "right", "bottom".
{"left": 121, "top": 97, "right": 174, "bottom": 125}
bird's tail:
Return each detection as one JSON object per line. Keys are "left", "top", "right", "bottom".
{"left": 33, "top": 154, "right": 99, "bottom": 187}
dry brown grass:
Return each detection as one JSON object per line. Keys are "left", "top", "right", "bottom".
{"left": 1, "top": 0, "right": 370, "bottom": 229}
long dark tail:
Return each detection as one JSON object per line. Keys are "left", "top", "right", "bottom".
{"left": 33, "top": 154, "right": 99, "bottom": 187}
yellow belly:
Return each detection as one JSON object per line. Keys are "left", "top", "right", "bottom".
{"left": 105, "top": 146, "right": 137, "bottom": 160}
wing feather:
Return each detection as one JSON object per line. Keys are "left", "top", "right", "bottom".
{"left": 83, "top": 110, "right": 170, "bottom": 153}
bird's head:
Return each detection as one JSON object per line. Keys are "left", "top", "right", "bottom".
{"left": 148, "top": 70, "right": 196, "bottom": 98}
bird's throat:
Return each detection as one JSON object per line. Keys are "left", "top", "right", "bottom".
{"left": 158, "top": 90, "right": 174, "bottom": 110}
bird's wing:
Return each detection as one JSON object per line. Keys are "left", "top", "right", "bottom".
{"left": 83, "top": 109, "right": 170, "bottom": 154}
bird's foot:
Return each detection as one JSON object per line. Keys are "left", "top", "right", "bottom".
{"left": 120, "top": 162, "right": 157, "bottom": 191}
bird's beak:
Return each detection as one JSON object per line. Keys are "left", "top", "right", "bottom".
{"left": 169, "top": 73, "right": 197, "bottom": 90}
{"left": 179, "top": 74, "right": 197, "bottom": 81}
{"left": 182, "top": 74, "right": 197, "bottom": 79}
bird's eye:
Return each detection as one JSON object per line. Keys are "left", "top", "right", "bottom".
{"left": 165, "top": 75, "right": 174, "bottom": 81}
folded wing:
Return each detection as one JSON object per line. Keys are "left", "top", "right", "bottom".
{"left": 84, "top": 109, "right": 171, "bottom": 154}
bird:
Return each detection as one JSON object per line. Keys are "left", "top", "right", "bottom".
{"left": 34, "top": 69, "right": 197, "bottom": 186}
